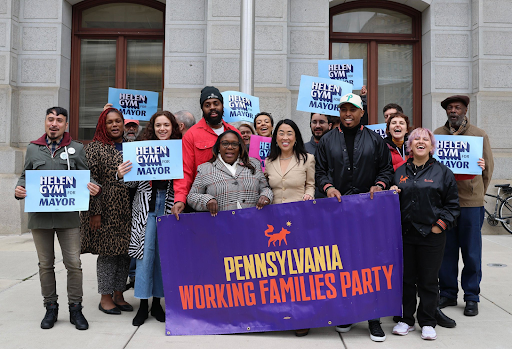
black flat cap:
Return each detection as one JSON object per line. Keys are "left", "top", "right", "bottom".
{"left": 441, "top": 95, "right": 470, "bottom": 110}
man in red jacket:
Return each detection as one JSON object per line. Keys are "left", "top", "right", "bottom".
{"left": 171, "top": 86, "right": 240, "bottom": 219}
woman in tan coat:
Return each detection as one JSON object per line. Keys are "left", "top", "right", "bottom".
{"left": 81, "top": 108, "right": 132, "bottom": 315}
{"left": 265, "top": 119, "right": 315, "bottom": 205}
{"left": 264, "top": 119, "right": 315, "bottom": 336}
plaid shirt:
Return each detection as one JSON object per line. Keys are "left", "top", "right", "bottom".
{"left": 46, "top": 136, "right": 63, "bottom": 157}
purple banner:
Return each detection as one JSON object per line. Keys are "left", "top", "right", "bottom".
{"left": 157, "top": 191, "right": 403, "bottom": 336}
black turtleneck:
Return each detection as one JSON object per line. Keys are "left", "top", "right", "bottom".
{"left": 340, "top": 123, "right": 360, "bottom": 167}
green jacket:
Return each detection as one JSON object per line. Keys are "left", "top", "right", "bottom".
{"left": 17, "top": 132, "right": 93, "bottom": 229}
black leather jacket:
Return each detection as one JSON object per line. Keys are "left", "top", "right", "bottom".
{"left": 394, "top": 157, "right": 460, "bottom": 236}
{"left": 315, "top": 125, "right": 394, "bottom": 196}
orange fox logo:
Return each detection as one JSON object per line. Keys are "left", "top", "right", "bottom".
{"left": 264, "top": 224, "right": 291, "bottom": 247}
{"left": 399, "top": 175, "right": 409, "bottom": 184}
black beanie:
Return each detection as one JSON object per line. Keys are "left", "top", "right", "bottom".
{"left": 200, "top": 86, "right": 223, "bottom": 107}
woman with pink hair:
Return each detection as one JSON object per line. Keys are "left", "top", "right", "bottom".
{"left": 390, "top": 128, "right": 460, "bottom": 341}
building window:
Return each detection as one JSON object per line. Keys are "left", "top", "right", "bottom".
{"left": 330, "top": 2, "right": 421, "bottom": 126}
{"left": 71, "top": 0, "right": 165, "bottom": 141}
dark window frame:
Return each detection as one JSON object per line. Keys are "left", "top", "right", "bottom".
{"left": 329, "top": 1, "right": 422, "bottom": 127}
{"left": 70, "top": 0, "right": 165, "bottom": 141}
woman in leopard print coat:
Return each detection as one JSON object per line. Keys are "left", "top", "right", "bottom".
{"left": 81, "top": 108, "right": 133, "bottom": 315}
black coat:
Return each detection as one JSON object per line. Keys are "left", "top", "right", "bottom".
{"left": 394, "top": 157, "right": 460, "bottom": 237}
{"left": 315, "top": 125, "right": 394, "bottom": 196}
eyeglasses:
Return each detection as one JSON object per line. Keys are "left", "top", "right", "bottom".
{"left": 220, "top": 142, "right": 240, "bottom": 149}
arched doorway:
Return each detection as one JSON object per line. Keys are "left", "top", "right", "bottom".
{"left": 330, "top": 2, "right": 422, "bottom": 126}
{"left": 70, "top": 0, "right": 165, "bottom": 140}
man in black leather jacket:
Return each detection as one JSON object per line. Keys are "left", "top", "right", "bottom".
{"left": 315, "top": 93, "right": 393, "bottom": 199}
{"left": 315, "top": 93, "right": 393, "bottom": 342}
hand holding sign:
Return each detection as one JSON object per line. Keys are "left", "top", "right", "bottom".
{"left": 117, "top": 160, "right": 133, "bottom": 179}
{"left": 15, "top": 185, "right": 26, "bottom": 199}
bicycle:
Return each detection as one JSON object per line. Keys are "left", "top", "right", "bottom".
{"left": 485, "top": 184, "right": 512, "bottom": 234}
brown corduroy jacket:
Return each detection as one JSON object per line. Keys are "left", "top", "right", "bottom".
{"left": 434, "top": 122, "right": 494, "bottom": 207}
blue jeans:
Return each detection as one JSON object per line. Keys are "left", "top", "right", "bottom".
{"left": 134, "top": 189, "right": 165, "bottom": 299}
{"left": 439, "top": 207, "right": 484, "bottom": 302}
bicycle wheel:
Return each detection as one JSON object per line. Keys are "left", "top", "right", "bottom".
{"left": 498, "top": 196, "right": 512, "bottom": 234}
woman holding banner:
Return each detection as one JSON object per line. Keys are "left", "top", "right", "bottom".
{"left": 81, "top": 108, "right": 133, "bottom": 316}
{"left": 187, "top": 130, "right": 272, "bottom": 215}
{"left": 265, "top": 119, "right": 315, "bottom": 205}
{"left": 390, "top": 128, "right": 460, "bottom": 341}
{"left": 384, "top": 112, "right": 410, "bottom": 170}
{"left": 253, "top": 112, "right": 274, "bottom": 137}
{"left": 117, "top": 111, "right": 182, "bottom": 326}
{"left": 264, "top": 119, "right": 314, "bottom": 337}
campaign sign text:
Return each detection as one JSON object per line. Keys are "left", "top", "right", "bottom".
{"left": 108, "top": 87, "right": 158, "bottom": 121}
{"left": 248, "top": 135, "right": 272, "bottom": 172}
{"left": 158, "top": 191, "right": 403, "bottom": 335}
{"left": 123, "top": 140, "right": 184, "bottom": 181}
{"left": 318, "top": 59, "right": 364, "bottom": 90}
{"left": 296, "top": 75, "right": 353, "bottom": 117}
{"left": 433, "top": 135, "right": 483, "bottom": 175}
{"left": 366, "top": 123, "right": 387, "bottom": 139}
{"left": 221, "top": 91, "right": 261, "bottom": 123}
{"left": 25, "top": 170, "right": 90, "bottom": 212}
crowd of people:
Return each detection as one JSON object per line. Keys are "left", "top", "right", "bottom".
{"left": 15, "top": 87, "right": 493, "bottom": 343}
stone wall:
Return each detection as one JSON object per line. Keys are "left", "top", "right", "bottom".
{"left": 2, "top": 0, "right": 512, "bottom": 235}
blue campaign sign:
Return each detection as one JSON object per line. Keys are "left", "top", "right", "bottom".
{"left": 108, "top": 87, "right": 159, "bottom": 121}
{"left": 221, "top": 91, "right": 260, "bottom": 123}
{"left": 318, "top": 59, "right": 364, "bottom": 90}
{"left": 366, "top": 123, "right": 387, "bottom": 139}
{"left": 434, "top": 135, "right": 483, "bottom": 175}
{"left": 24, "top": 170, "right": 90, "bottom": 212}
{"left": 123, "top": 140, "right": 184, "bottom": 181}
{"left": 296, "top": 75, "right": 353, "bottom": 117}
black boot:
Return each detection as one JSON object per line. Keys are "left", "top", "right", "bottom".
{"left": 151, "top": 297, "right": 165, "bottom": 322}
{"left": 435, "top": 307, "right": 456, "bottom": 328}
{"left": 41, "top": 302, "right": 58, "bottom": 329}
{"left": 69, "top": 303, "right": 89, "bottom": 330}
{"left": 133, "top": 299, "right": 149, "bottom": 326}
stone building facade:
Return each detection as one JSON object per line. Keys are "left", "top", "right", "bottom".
{"left": 2, "top": 0, "right": 511, "bottom": 234}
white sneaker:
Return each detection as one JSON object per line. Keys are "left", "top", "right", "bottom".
{"left": 392, "top": 322, "right": 415, "bottom": 336}
{"left": 421, "top": 326, "right": 437, "bottom": 340}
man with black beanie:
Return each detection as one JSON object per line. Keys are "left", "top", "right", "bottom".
{"left": 171, "top": 86, "right": 240, "bottom": 218}
{"left": 315, "top": 93, "right": 394, "bottom": 342}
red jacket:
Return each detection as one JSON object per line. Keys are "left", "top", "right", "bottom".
{"left": 174, "top": 118, "right": 240, "bottom": 203}
{"left": 384, "top": 136, "right": 407, "bottom": 171}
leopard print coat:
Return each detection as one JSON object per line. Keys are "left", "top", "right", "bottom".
{"left": 80, "top": 140, "right": 131, "bottom": 256}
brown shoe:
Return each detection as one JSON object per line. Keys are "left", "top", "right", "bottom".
{"left": 295, "top": 328, "right": 310, "bottom": 337}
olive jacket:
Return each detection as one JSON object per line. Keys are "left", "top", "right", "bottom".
{"left": 16, "top": 132, "right": 93, "bottom": 230}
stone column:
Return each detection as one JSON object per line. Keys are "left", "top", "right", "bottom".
{"left": 471, "top": 0, "right": 512, "bottom": 179}
{"left": 1, "top": 0, "right": 72, "bottom": 235}
{"left": 422, "top": 0, "right": 473, "bottom": 133}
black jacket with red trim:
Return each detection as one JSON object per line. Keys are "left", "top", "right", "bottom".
{"left": 315, "top": 124, "right": 394, "bottom": 196}
{"left": 394, "top": 157, "right": 460, "bottom": 237}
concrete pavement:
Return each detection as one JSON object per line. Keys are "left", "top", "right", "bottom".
{"left": 1, "top": 232, "right": 511, "bottom": 349}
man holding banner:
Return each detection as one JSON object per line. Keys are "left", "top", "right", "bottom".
{"left": 315, "top": 93, "right": 394, "bottom": 342}
{"left": 171, "top": 86, "right": 240, "bottom": 218}
{"left": 435, "top": 95, "right": 494, "bottom": 317}
{"left": 14, "top": 107, "right": 100, "bottom": 330}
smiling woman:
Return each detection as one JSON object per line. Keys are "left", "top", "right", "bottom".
{"left": 80, "top": 107, "right": 134, "bottom": 316}
{"left": 187, "top": 130, "right": 273, "bottom": 217}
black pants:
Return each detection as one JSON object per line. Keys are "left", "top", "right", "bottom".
{"left": 402, "top": 228, "right": 446, "bottom": 327}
